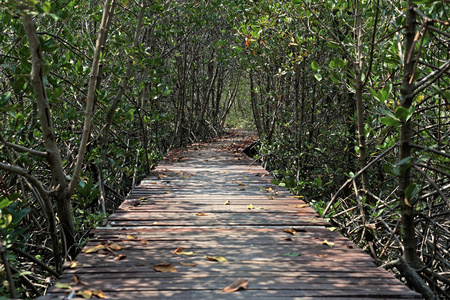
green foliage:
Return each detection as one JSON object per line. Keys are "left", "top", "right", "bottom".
{"left": 0, "top": 195, "right": 30, "bottom": 245}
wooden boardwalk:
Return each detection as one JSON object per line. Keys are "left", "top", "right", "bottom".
{"left": 42, "top": 131, "right": 421, "bottom": 299}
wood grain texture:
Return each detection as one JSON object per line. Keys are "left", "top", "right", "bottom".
{"left": 41, "top": 131, "right": 421, "bottom": 299}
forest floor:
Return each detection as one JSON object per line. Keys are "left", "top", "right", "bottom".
{"left": 41, "top": 130, "right": 421, "bottom": 299}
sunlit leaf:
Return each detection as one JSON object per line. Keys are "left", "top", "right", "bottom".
{"left": 114, "top": 254, "right": 127, "bottom": 260}
{"left": 127, "top": 235, "right": 138, "bottom": 240}
{"left": 223, "top": 200, "right": 230, "bottom": 205}
{"left": 246, "top": 204, "right": 254, "bottom": 209}
{"left": 69, "top": 261, "right": 77, "bottom": 268}
{"left": 195, "top": 212, "right": 208, "bottom": 216}
{"left": 294, "top": 204, "right": 308, "bottom": 208}
{"left": 223, "top": 278, "right": 249, "bottom": 293}
{"left": 205, "top": 255, "right": 227, "bottom": 262}
{"left": 323, "top": 240, "right": 334, "bottom": 248}
{"left": 141, "top": 238, "right": 149, "bottom": 245}
{"left": 55, "top": 282, "right": 72, "bottom": 290}
{"left": 82, "top": 244, "right": 106, "bottom": 253}
{"left": 77, "top": 290, "right": 93, "bottom": 299}
{"left": 283, "top": 228, "right": 296, "bottom": 235}
{"left": 153, "top": 263, "right": 177, "bottom": 272}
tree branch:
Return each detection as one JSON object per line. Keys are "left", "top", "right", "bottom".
{"left": 414, "top": 165, "right": 449, "bottom": 208}
{"left": 0, "top": 133, "right": 48, "bottom": 158}
{"left": 67, "top": 0, "right": 113, "bottom": 198}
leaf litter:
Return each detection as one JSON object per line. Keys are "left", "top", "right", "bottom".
{"left": 223, "top": 278, "right": 249, "bottom": 293}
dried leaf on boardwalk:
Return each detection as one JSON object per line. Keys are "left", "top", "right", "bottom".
{"left": 223, "top": 278, "right": 249, "bottom": 293}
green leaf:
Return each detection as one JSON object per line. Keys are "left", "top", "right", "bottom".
{"left": 370, "top": 88, "right": 381, "bottom": 102}
{"left": 51, "top": 87, "right": 63, "bottom": 101}
{"left": 0, "top": 198, "right": 13, "bottom": 209}
{"left": 380, "top": 117, "right": 401, "bottom": 127}
{"left": 380, "top": 84, "right": 392, "bottom": 102}
{"left": 0, "top": 92, "right": 11, "bottom": 107}
{"left": 282, "top": 251, "right": 301, "bottom": 256}
{"left": 311, "top": 61, "right": 319, "bottom": 71}
{"left": 43, "top": 2, "right": 51, "bottom": 13}
{"left": 405, "top": 183, "right": 416, "bottom": 200}
{"left": 291, "top": 0, "right": 302, "bottom": 3}
{"left": 380, "top": 108, "right": 397, "bottom": 120}
{"left": 395, "top": 106, "right": 414, "bottom": 123}
{"left": 395, "top": 156, "right": 412, "bottom": 166}
{"left": 314, "top": 74, "right": 322, "bottom": 81}
{"left": 383, "top": 163, "right": 394, "bottom": 176}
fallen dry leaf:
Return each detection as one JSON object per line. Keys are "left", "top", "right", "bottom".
{"left": 114, "top": 254, "right": 127, "bottom": 261}
{"left": 281, "top": 237, "right": 294, "bottom": 242}
{"left": 92, "top": 290, "right": 106, "bottom": 299}
{"left": 153, "top": 263, "right": 177, "bottom": 273}
{"left": 317, "top": 254, "right": 328, "bottom": 257}
{"left": 82, "top": 244, "right": 105, "bottom": 254}
{"left": 283, "top": 228, "right": 296, "bottom": 235}
{"left": 127, "top": 235, "right": 138, "bottom": 240}
{"left": 195, "top": 212, "right": 208, "bottom": 216}
{"left": 77, "top": 290, "right": 92, "bottom": 299}
{"left": 223, "top": 200, "right": 230, "bottom": 205}
{"left": 323, "top": 240, "right": 335, "bottom": 248}
{"left": 173, "top": 246, "right": 184, "bottom": 253}
{"left": 107, "top": 242, "right": 122, "bottom": 251}
{"left": 294, "top": 204, "right": 308, "bottom": 208}
{"left": 141, "top": 238, "right": 149, "bottom": 245}
{"left": 246, "top": 204, "right": 254, "bottom": 210}
{"left": 55, "top": 282, "right": 72, "bottom": 290}
{"left": 176, "top": 251, "right": 194, "bottom": 255}
{"left": 69, "top": 261, "right": 77, "bottom": 268}
{"left": 223, "top": 278, "right": 249, "bottom": 293}
{"left": 180, "top": 262, "right": 197, "bottom": 267}
{"left": 205, "top": 255, "right": 227, "bottom": 262}
{"left": 173, "top": 247, "right": 194, "bottom": 255}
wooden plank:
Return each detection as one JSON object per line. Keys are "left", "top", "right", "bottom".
{"left": 41, "top": 131, "right": 421, "bottom": 299}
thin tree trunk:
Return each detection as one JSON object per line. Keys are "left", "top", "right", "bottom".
{"left": 355, "top": 0, "right": 369, "bottom": 192}
{"left": 399, "top": 0, "right": 419, "bottom": 268}
{"left": 20, "top": 7, "right": 70, "bottom": 264}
